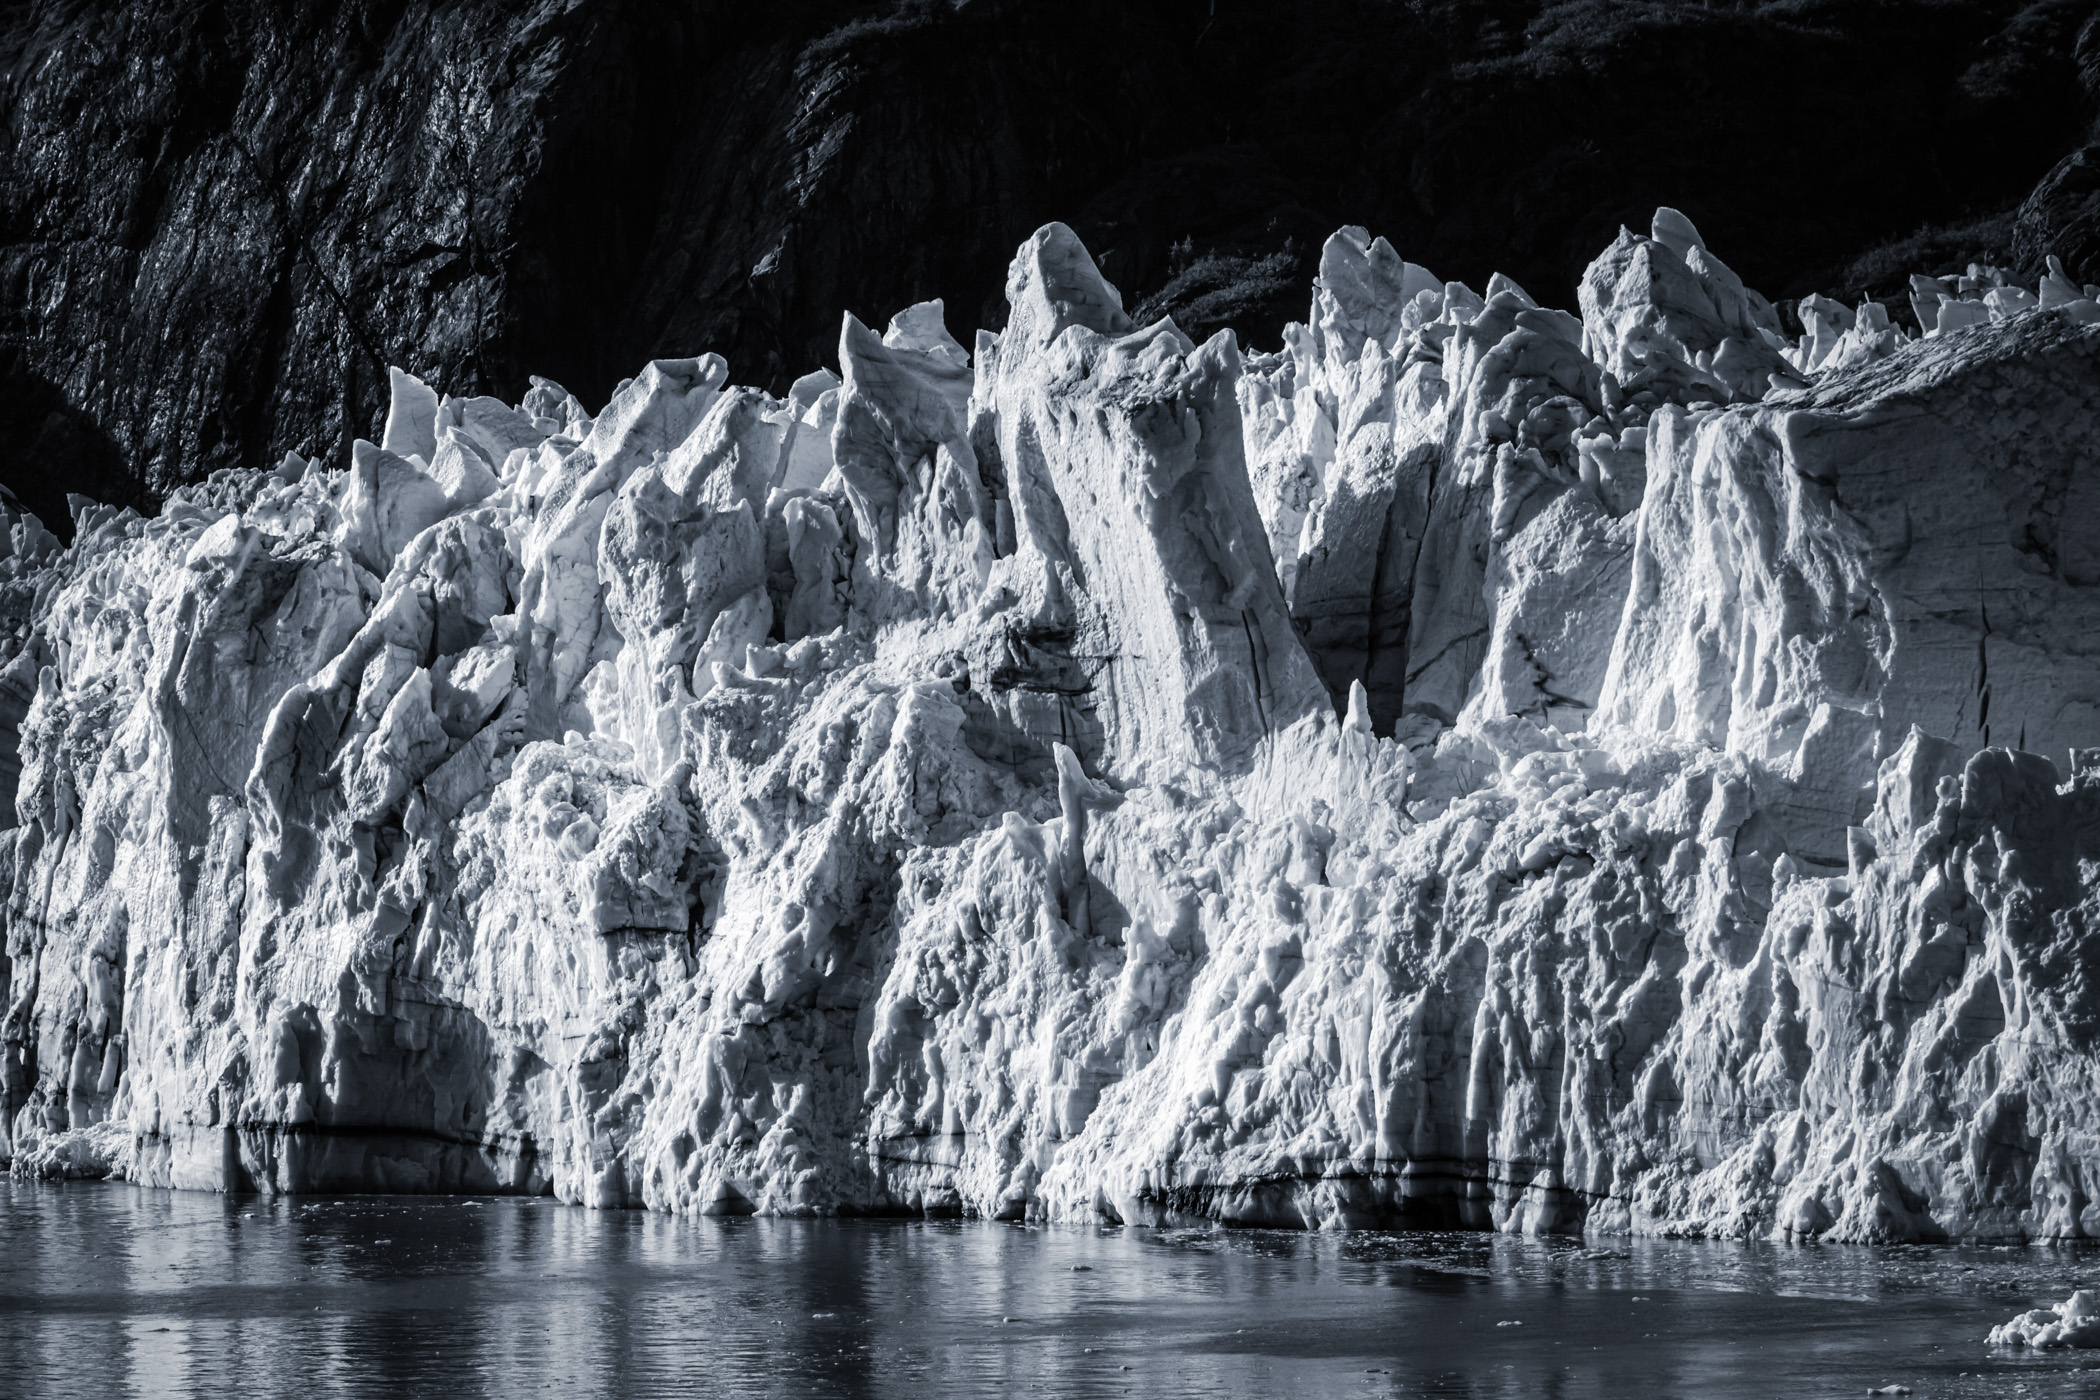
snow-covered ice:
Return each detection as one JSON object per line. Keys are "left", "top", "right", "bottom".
{"left": 4, "top": 210, "right": 2100, "bottom": 1243}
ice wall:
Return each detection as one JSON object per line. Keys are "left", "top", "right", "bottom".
{"left": 6, "top": 213, "right": 2100, "bottom": 1243}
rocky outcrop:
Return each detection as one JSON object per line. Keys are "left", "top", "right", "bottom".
{"left": 6, "top": 209, "right": 2100, "bottom": 1245}
{"left": 2017, "top": 144, "right": 2100, "bottom": 285}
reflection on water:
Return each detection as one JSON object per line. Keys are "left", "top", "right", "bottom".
{"left": 3, "top": 1179, "right": 2099, "bottom": 1398}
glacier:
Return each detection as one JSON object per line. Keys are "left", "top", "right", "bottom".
{"left": 5, "top": 210, "right": 2100, "bottom": 1246}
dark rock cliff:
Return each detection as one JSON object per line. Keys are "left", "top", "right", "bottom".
{"left": 3, "top": 0, "right": 2098, "bottom": 536}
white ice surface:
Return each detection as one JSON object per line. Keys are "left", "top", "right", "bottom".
{"left": 5, "top": 213, "right": 2100, "bottom": 1242}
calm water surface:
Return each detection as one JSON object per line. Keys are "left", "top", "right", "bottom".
{"left": 3, "top": 1179, "right": 2098, "bottom": 1398}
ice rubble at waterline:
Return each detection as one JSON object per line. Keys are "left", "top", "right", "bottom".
{"left": 1990, "top": 1288, "right": 2100, "bottom": 1348}
{"left": 5, "top": 209, "right": 2100, "bottom": 1246}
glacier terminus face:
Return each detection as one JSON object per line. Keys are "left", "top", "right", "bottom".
{"left": 5, "top": 210, "right": 2100, "bottom": 1247}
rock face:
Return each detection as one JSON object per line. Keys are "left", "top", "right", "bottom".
{"left": 2018, "top": 144, "right": 2100, "bottom": 285}
{"left": 6, "top": 211, "right": 2100, "bottom": 1245}
{"left": 5, "top": 0, "right": 2097, "bottom": 542}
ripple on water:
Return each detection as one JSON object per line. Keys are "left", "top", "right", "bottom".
{"left": 3, "top": 1180, "right": 2099, "bottom": 1398}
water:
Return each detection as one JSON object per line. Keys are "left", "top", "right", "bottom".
{"left": 3, "top": 1180, "right": 2097, "bottom": 1398}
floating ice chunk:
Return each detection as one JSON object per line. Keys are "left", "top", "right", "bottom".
{"left": 1989, "top": 1290, "right": 2100, "bottom": 1348}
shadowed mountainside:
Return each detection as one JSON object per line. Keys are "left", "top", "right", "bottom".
{"left": 5, "top": 0, "right": 2100, "bottom": 535}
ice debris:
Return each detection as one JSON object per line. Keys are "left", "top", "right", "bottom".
{"left": 3, "top": 211, "right": 2100, "bottom": 1244}
{"left": 8, "top": 1118, "right": 130, "bottom": 1181}
{"left": 1989, "top": 1290, "right": 2100, "bottom": 1348}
